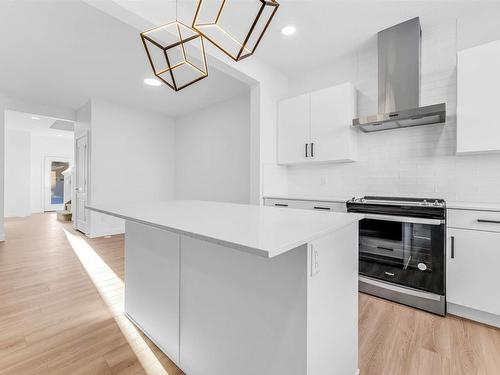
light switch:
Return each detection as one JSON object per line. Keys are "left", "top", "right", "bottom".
{"left": 311, "top": 245, "right": 320, "bottom": 276}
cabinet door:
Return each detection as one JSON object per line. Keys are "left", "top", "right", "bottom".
{"left": 277, "top": 94, "right": 310, "bottom": 165}
{"left": 125, "top": 221, "right": 180, "bottom": 362}
{"left": 457, "top": 40, "right": 500, "bottom": 154}
{"left": 447, "top": 228, "right": 500, "bottom": 315}
{"left": 310, "top": 83, "right": 357, "bottom": 162}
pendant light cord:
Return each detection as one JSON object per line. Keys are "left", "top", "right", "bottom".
{"left": 175, "top": 0, "right": 178, "bottom": 21}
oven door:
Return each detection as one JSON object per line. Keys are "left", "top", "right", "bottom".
{"left": 359, "top": 214, "right": 445, "bottom": 295}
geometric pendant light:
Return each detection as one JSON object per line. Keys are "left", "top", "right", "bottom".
{"left": 192, "top": 0, "right": 280, "bottom": 62}
{"left": 140, "top": 1, "right": 208, "bottom": 91}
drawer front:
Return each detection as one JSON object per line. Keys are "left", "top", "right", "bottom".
{"left": 448, "top": 209, "right": 500, "bottom": 232}
{"left": 263, "top": 198, "right": 346, "bottom": 213}
{"left": 306, "top": 201, "right": 347, "bottom": 213}
{"left": 264, "top": 198, "right": 305, "bottom": 209}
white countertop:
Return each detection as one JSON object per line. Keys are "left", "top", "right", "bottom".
{"left": 446, "top": 201, "right": 500, "bottom": 212}
{"left": 87, "top": 200, "right": 363, "bottom": 258}
{"left": 264, "top": 194, "right": 500, "bottom": 212}
{"left": 263, "top": 194, "right": 350, "bottom": 203}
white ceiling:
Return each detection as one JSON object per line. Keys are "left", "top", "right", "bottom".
{"left": 0, "top": 1, "right": 250, "bottom": 117}
{"left": 5, "top": 111, "right": 74, "bottom": 139}
{"left": 110, "top": 0, "right": 500, "bottom": 77}
{"left": 3, "top": 1, "right": 498, "bottom": 118}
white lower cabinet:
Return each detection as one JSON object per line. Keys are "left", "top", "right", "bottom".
{"left": 447, "top": 209, "right": 500, "bottom": 319}
{"left": 263, "top": 198, "right": 346, "bottom": 213}
{"left": 124, "top": 221, "right": 180, "bottom": 363}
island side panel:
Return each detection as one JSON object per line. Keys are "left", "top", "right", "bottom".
{"left": 179, "top": 235, "right": 308, "bottom": 375}
{"left": 307, "top": 222, "right": 359, "bottom": 375}
{"left": 124, "top": 220, "right": 181, "bottom": 364}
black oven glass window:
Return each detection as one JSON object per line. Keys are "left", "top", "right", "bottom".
{"left": 359, "top": 218, "right": 445, "bottom": 294}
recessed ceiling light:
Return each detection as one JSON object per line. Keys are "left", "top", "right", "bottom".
{"left": 281, "top": 25, "right": 296, "bottom": 36}
{"left": 57, "top": 134, "right": 63, "bottom": 137}
{"left": 144, "top": 78, "right": 162, "bottom": 87}
{"left": 31, "top": 116, "right": 40, "bottom": 120}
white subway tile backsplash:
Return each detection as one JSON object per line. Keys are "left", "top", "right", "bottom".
{"left": 284, "top": 16, "right": 500, "bottom": 204}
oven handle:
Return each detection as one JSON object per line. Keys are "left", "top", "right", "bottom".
{"left": 363, "top": 214, "right": 445, "bottom": 226}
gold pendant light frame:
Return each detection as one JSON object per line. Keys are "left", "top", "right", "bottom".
{"left": 192, "top": 0, "right": 280, "bottom": 62}
{"left": 141, "top": 21, "right": 208, "bottom": 92}
{"left": 140, "top": 0, "right": 208, "bottom": 92}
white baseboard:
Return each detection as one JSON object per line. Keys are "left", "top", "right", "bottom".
{"left": 87, "top": 227, "right": 124, "bottom": 239}
{"left": 447, "top": 303, "right": 500, "bottom": 328}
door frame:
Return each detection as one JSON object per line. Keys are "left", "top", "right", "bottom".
{"left": 43, "top": 156, "right": 71, "bottom": 212}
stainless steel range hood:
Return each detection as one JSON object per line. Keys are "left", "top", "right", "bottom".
{"left": 353, "top": 17, "right": 446, "bottom": 132}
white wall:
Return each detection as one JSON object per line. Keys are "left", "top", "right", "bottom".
{"left": 88, "top": 3, "right": 290, "bottom": 205}
{"left": 4, "top": 129, "right": 31, "bottom": 217}
{"left": 30, "top": 135, "right": 73, "bottom": 213}
{"left": 87, "top": 99, "right": 175, "bottom": 237}
{"left": 4, "top": 129, "right": 73, "bottom": 217}
{"left": 1, "top": 92, "right": 76, "bottom": 240}
{"left": 0, "top": 102, "right": 4, "bottom": 239}
{"left": 174, "top": 94, "right": 251, "bottom": 204}
{"left": 277, "top": 9, "right": 500, "bottom": 204}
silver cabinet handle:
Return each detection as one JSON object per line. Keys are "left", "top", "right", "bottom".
{"left": 305, "top": 143, "right": 309, "bottom": 158}
{"left": 477, "top": 219, "right": 500, "bottom": 224}
{"left": 314, "top": 206, "right": 330, "bottom": 211}
{"left": 274, "top": 203, "right": 288, "bottom": 207}
{"left": 450, "top": 236, "right": 455, "bottom": 259}
{"left": 311, "top": 142, "right": 314, "bottom": 157}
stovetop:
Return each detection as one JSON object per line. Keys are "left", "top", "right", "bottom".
{"left": 347, "top": 196, "right": 445, "bottom": 208}
{"left": 346, "top": 196, "right": 446, "bottom": 219}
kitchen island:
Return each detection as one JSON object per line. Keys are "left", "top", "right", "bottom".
{"left": 87, "top": 201, "right": 362, "bottom": 375}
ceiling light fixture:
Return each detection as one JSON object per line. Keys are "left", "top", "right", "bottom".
{"left": 144, "top": 78, "right": 162, "bottom": 87}
{"left": 31, "top": 116, "right": 40, "bottom": 120}
{"left": 281, "top": 25, "right": 296, "bottom": 36}
{"left": 192, "top": 0, "right": 280, "bottom": 62}
{"left": 140, "top": 0, "right": 208, "bottom": 92}
{"left": 57, "top": 134, "right": 63, "bottom": 137}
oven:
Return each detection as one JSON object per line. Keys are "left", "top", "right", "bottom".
{"left": 347, "top": 197, "right": 446, "bottom": 315}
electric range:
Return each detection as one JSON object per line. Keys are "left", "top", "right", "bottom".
{"left": 347, "top": 196, "right": 446, "bottom": 315}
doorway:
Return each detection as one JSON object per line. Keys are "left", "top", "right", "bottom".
{"left": 44, "top": 157, "right": 71, "bottom": 212}
{"left": 3, "top": 110, "right": 75, "bottom": 223}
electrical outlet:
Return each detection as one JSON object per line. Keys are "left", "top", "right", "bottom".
{"left": 311, "top": 246, "right": 320, "bottom": 276}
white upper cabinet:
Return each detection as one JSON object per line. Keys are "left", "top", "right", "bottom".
{"left": 277, "top": 83, "right": 357, "bottom": 165}
{"left": 457, "top": 39, "right": 500, "bottom": 155}
{"left": 310, "top": 84, "right": 357, "bottom": 163}
{"left": 277, "top": 94, "right": 310, "bottom": 165}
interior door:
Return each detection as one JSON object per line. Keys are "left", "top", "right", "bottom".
{"left": 277, "top": 94, "right": 311, "bottom": 165}
{"left": 44, "top": 157, "right": 70, "bottom": 212}
{"left": 74, "top": 135, "right": 89, "bottom": 234}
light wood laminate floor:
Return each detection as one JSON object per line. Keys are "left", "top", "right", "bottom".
{"left": 1, "top": 213, "right": 500, "bottom": 375}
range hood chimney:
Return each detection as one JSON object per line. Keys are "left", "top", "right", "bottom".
{"left": 353, "top": 17, "right": 446, "bottom": 132}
